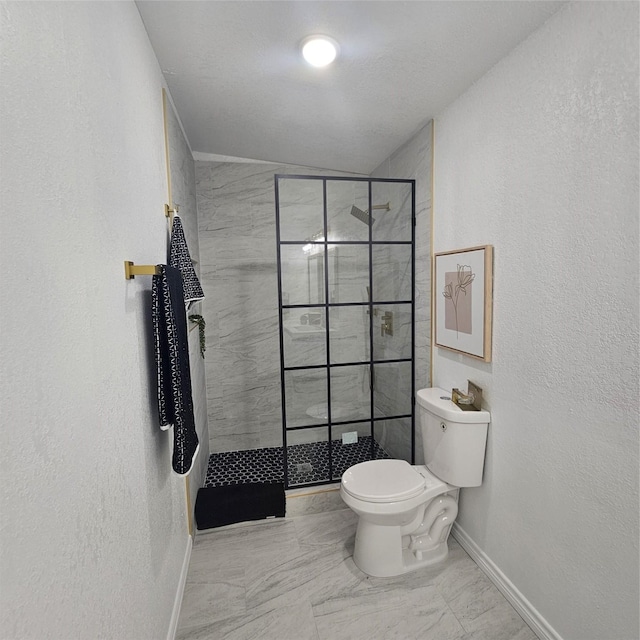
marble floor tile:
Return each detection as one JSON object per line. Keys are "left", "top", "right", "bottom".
{"left": 313, "top": 585, "right": 466, "bottom": 640}
{"left": 178, "top": 508, "right": 537, "bottom": 640}
{"left": 293, "top": 507, "right": 358, "bottom": 548}
{"left": 188, "top": 519, "right": 300, "bottom": 580}
{"left": 177, "top": 575, "right": 245, "bottom": 629}
{"left": 245, "top": 540, "right": 365, "bottom": 613}
{"left": 463, "top": 624, "right": 539, "bottom": 640}
{"left": 446, "top": 573, "right": 513, "bottom": 628}
{"left": 432, "top": 542, "right": 491, "bottom": 597}
{"left": 436, "top": 555, "right": 506, "bottom": 625}
{"left": 361, "top": 537, "right": 469, "bottom": 597}
{"left": 457, "top": 598, "right": 538, "bottom": 640}
{"left": 177, "top": 601, "right": 320, "bottom": 640}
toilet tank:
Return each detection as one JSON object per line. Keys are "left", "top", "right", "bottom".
{"left": 416, "top": 388, "right": 490, "bottom": 487}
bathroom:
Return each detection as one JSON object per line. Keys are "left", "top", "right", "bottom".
{"left": 1, "top": 2, "right": 638, "bottom": 640}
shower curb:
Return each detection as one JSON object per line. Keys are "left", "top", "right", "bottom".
{"left": 286, "top": 486, "right": 345, "bottom": 517}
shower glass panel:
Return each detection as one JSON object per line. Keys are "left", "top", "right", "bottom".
{"left": 374, "top": 418, "right": 412, "bottom": 462}
{"left": 327, "top": 244, "right": 369, "bottom": 304}
{"left": 330, "top": 365, "right": 370, "bottom": 422}
{"left": 331, "top": 422, "right": 388, "bottom": 481}
{"left": 287, "top": 427, "right": 330, "bottom": 485}
{"left": 284, "top": 369, "right": 327, "bottom": 428}
{"left": 278, "top": 179, "right": 324, "bottom": 241}
{"left": 372, "top": 303, "right": 412, "bottom": 361}
{"left": 328, "top": 306, "right": 370, "bottom": 364}
{"left": 276, "top": 175, "right": 415, "bottom": 488}
{"left": 372, "top": 181, "right": 414, "bottom": 242}
{"left": 326, "top": 180, "right": 370, "bottom": 242}
{"left": 372, "top": 244, "right": 412, "bottom": 302}
{"left": 283, "top": 307, "right": 327, "bottom": 367}
{"left": 280, "top": 245, "right": 322, "bottom": 306}
{"left": 373, "top": 361, "right": 413, "bottom": 418}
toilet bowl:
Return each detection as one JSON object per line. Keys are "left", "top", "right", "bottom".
{"left": 340, "top": 388, "right": 490, "bottom": 577}
{"left": 340, "top": 460, "right": 458, "bottom": 576}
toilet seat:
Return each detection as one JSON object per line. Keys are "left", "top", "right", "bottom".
{"left": 341, "top": 460, "right": 425, "bottom": 503}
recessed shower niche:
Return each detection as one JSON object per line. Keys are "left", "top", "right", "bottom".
{"left": 276, "top": 175, "right": 416, "bottom": 488}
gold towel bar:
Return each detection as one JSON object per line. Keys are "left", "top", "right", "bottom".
{"left": 124, "top": 261, "right": 160, "bottom": 280}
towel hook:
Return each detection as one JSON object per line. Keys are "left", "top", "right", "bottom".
{"left": 165, "top": 203, "right": 179, "bottom": 225}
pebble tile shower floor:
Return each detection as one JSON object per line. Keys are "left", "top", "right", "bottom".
{"left": 205, "top": 436, "right": 389, "bottom": 487}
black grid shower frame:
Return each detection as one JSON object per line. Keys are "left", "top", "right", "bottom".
{"left": 275, "top": 174, "right": 416, "bottom": 489}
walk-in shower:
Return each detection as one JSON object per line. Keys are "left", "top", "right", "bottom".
{"left": 275, "top": 175, "right": 416, "bottom": 488}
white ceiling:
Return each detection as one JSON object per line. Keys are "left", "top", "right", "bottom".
{"left": 137, "top": 1, "right": 565, "bottom": 174}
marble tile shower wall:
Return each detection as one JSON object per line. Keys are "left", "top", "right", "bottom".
{"left": 371, "top": 122, "right": 433, "bottom": 465}
{"left": 195, "top": 162, "right": 363, "bottom": 453}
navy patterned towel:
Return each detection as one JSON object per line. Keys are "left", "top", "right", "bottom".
{"left": 152, "top": 265, "right": 199, "bottom": 475}
{"left": 169, "top": 215, "right": 205, "bottom": 303}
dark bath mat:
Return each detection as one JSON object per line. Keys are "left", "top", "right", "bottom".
{"left": 195, "top": 482, "right": 285, "bottom": 530}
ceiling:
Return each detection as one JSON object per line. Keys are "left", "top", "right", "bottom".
{"left": 137, "top": 1, "right": 565, "bottom": 174}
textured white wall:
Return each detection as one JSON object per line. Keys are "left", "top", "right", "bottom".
{"left": 433, "top": 3, "right": 639, "bottom": 639}
{"left": 0, "top": 2, "right": 195, "bottom": 637}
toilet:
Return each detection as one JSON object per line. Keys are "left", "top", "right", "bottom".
{"left": 340, "top": 387, "right": 490, "bottom": 577}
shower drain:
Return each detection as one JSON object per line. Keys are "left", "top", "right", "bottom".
{"left": 296, "top": 462, "right": 313, "bottom": 474}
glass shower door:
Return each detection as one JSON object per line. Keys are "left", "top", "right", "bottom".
{"left": 276, "top": 175, "right": 415, "bottom": 488}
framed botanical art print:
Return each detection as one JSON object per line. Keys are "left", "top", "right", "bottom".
{"left": 434, "top": 245, "right": 493, "bottom": 362}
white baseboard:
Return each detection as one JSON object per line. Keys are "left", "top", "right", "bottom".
{"left": 167, "top": 535, "right": 193, "bottom": 640}
{"left": 451, "top": 523, "right": 563, "bottom": 640}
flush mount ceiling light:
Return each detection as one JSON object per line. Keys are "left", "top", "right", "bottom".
{"left": 301, "top": 35, "right": 339, "bottom": 67}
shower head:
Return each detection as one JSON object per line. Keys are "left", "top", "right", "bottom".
{"left": 349, "top": 202, "right": 390, "bottom": 226}
{"left": 349, "top": 205, "right": 375, "bottom": 226}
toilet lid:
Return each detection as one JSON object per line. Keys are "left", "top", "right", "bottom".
{"left": 341, "top": 460, "right": 426, "bottom": 503}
